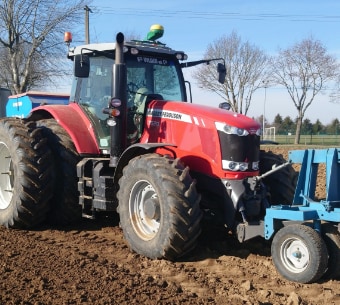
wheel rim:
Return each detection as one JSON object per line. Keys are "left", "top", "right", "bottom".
{"left": 280, "top": 237, "right": 310, "bottom": 273}
{"left": 129, "top": 180, "right": 160, "bottom": 241}
{"left": 0, "top": 141, "right": 14, "bottom": 210}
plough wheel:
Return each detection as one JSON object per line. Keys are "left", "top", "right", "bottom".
{"left": 271, "top": 224, "right": 328, "bottom": 283}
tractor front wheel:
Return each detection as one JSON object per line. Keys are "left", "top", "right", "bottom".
{"left": 271, "top": 224, "right": 328, "bottom": 283}
{"left": 117, "top": 154, "right": 202, "bottom": 260}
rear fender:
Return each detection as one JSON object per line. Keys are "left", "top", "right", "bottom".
{"left": 29, "top": 103, "right": 100, "bottom": 154}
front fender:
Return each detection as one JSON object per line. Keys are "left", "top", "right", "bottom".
{"left": 29, "top": 103, "right": 100, "bottom": 154}
{"left": 114, "top": 143, "right": 176, "bottom": 185}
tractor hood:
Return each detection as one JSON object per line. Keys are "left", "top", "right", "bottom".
{"left": 141, "top": 100, "right": 261, "bottom": 179}
{"left": 146, "top": 100, "right": 261, "bottom": 135}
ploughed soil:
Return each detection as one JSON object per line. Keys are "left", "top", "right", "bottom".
{"left": 1, "top": 146, "right": 339, "bottom": 305}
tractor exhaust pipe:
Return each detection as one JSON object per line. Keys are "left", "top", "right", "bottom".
{"left": 110, "top": 32, "right": 127, "bottom": 167}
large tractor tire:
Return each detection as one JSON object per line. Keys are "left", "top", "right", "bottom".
{"left": 0, "top": 118, "right": 54, "bottom": 228}
{"left": 271, "top": 224, "right": 328, "bottom": 283}
{"left": 35, "top": 119, "right": 81, "bottom": 225}
{"left": 117, "top": 153, "right": 202, "bottom": 260}
{"left": 260, "top": 150, "right": 297, "bottom": 205}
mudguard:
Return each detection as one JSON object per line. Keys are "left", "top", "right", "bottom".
{"left": 29, "top": 103, "right": 100, "bottom": 154}
{"left": 113, "top": 142, "right": 176, "bottom": 185}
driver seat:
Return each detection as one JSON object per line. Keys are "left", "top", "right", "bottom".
{"left": 132, "top": 88, "right": 163, "bottom": 138}
{"left": 134, "top": 87, "right": 151, "bottom": 113}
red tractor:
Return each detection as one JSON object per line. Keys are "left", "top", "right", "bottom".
{"left": 0, "top": 26, "right": 295, "bottom": 261}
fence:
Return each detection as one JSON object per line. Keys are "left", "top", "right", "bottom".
{"left": 274, "top": 134, "right": 340, "bottom": 146}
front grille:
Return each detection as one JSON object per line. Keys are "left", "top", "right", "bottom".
{"left": 218, "top": 131, "right": 260, "bottom": 170}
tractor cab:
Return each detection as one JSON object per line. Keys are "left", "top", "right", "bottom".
{"left": 68, "top": 33, "right": 188, "bottom": 151}
{"left": 67, "top": 25, "right": 226, "bottom": 153}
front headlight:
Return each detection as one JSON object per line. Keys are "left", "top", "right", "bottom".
{"left": 215, "top": 122, "right": 261, "bottom": 136}
{"left": 215, "top": 122, "right": 249, "bottom": 136}
{"left": 222, "top": 160, "right": 259, "bottom": 171}
{"left": 252, "top": 161, "right": 259, "bottom": 170}
{"left": 222, "top": 160, "right": 249, "bottom": 171}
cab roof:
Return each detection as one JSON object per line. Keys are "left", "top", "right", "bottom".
{"left": 68, "top": 40, "right": 186, "bottom": 58}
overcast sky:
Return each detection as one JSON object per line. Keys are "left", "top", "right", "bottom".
{"left": 71, "top": 0, "right": 340, "bottom": 125}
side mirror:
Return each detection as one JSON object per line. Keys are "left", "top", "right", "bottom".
{"left": 217, "top": 63, "right": 226, "bottom": 84}
{"left": 74, "top": 54, "right": 90, "bottom": 78}
{"left": 219, "top": 102, "right": 231, "bottom": 110}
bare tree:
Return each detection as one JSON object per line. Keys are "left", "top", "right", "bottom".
{"left": 0, "top": 0, "right": 89, "bottom": 94}
{"left": 271, "top": 37, "right": 339, "bottom": 144}
{"left": 193, "top": 31, "right": 270, "bottom": 115}
{"left": 329, "top": 74, "right": 340, "bottom": 103}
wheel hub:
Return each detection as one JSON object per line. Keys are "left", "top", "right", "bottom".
{"left": 129, "top": 180, "right": 160, "bottom": 241}
{"left": 143, "top": 197, "right": 160, "bottom": 220}
{"left": 292, "top": 250, "right": 302, "bottom": 259}
{"left": 281, "top": 239, "right": 310, "bottom": 272}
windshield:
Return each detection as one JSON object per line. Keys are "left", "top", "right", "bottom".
{"left": 70, "top": 54, "right": 186, "bottom": 149}
{"left": 127, "top": 55, "right": 184, "bottom": 101}
{"left": 71, "top": 55, "right": 185, "bottom": 106}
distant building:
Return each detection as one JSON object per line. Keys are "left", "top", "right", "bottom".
{"left": 6, "top": 91, "right": 69, "bottom": 118}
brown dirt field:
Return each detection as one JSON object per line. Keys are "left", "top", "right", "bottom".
{"left": 1, "top": 146, "right": 339, "bottom": 305}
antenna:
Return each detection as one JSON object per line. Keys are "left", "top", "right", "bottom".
{"left": 84, "top": 5, "right": 93, "bottom": 44}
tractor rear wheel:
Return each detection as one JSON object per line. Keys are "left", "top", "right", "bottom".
{"left": 117, "top": 153, "right": 202, "bottom": 260}
{"left": 271, "top": 224, "right": 328, "bottom": 283}
{"left": 0, "top": 118, "right": 54, "bottom": 228}
{"left": 35, "top": 119, "right": 81, "bottom": 225}
{"left": 260, "top": 150, "right": 297, "bottom": 205}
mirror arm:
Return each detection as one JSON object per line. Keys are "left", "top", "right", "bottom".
{"left": 180, "top": 57, "right": 225, "bottom": 68}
